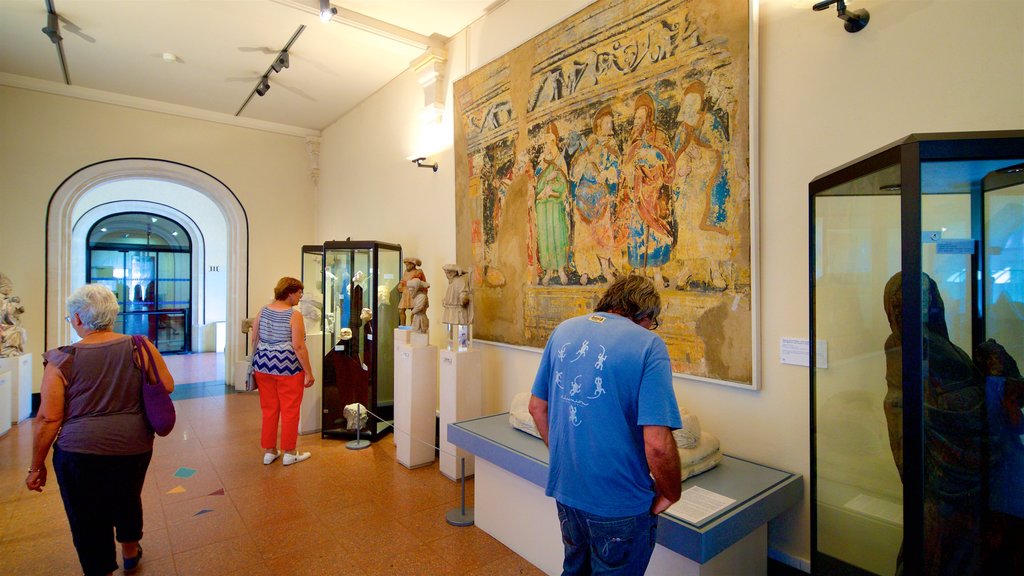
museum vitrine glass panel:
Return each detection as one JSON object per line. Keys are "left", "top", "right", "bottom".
{"left": 321, "top": 240, "right": 402, "bottom": 441}
{"left": 810, "top": 132, "right": 1024, "bottom": 575}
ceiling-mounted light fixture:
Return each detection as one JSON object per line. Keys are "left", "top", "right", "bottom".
{"left": 319, "top": 0, "right": 337, "bottom": 22}
{"left": 812, "top": 0, "right": 869, "bottom": 33}
{"left": 271, "top": 51, "right": 290, "bottom": 73}
{"left": 255, "top": 76, "right": 271, "bottom": 96}
{"left": 412, "top": 157, "right": 438, "bottom": 172}
{"left": 236, "top": 25, "right": 305, "bottom": 116}
{"left": 41, "top": 0, "right": 71, "bottom": 84}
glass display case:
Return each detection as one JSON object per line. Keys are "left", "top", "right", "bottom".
{"left": 321, "top": 240, "right": 402, "bottom": 441}
{"left": 300, "top": 246, "right": 325, "bottom": 338}
{"left": 809, "top": 131, "right": 1024, "bottom": 575}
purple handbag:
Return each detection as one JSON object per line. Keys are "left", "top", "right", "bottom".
{"left": 131, "top": 335, "right": 176, "bottom": 436}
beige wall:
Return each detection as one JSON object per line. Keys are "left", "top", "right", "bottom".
{"left": 0, "top": 86, "right": 317, "bottom": 389}
{"left": 318, "top": 0, "right": 1024, "bottom": 566}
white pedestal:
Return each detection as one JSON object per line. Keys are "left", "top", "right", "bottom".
{"left": 298, "top": 333, "right": 323, "bottom": 435}
{"left": 0, "top": 354, "right": 33, "bottom": 424}
{"left": 0, "top": 371, "right": 12, "bottom": 437}
{"left": 233, "top": 359, "right": 249, "bottom": 392}
{"left": 394, "top": 340, "right": 437, "bottom": 469}
{"left": 439, "top": 348, "right": 482, "bottom": 480}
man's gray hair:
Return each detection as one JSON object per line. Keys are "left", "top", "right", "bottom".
{"left": 594, "top": 274, "right": 661, "bottom": 323}
{"left": 67, "top": 284, "right": 120, "bottom": 330}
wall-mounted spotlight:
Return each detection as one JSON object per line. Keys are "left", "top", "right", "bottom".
{"left": 42, "top": 11, "right": 61, "bottom": 43}
{"left": 271, "top": 51, "right": 289, "bottom": 73}
{"left": 412, "top": 157, "right": 438, "bottom": 172}
{"left": 813, "top": 0, "right": 869, "bottom": 33}
{"left": 320, "top": 0, "right": 337, "bottom": 22}
{"left": 255, "top": 76, "right": 271, "bottom": 96}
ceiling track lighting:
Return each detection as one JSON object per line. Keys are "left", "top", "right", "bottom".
{"left": 412, "top": 157, "right": 438, "bottom": 172}
{"left": 320, "top": 0, "right": 338, "bottom": 23}
{"left": 236, "top": 24, "right": 306, "bottom": 116}
{"left": 271, "top": 51, "right": 289, "bottom": 73}
{"left": 812, "top": 0, "right": 869, "bottom": 33}
{"left": 255, "top": 76, "right": 271, "bottom": 96}
{"left": 41, "top": 0, "right": 71, "bottom": 85}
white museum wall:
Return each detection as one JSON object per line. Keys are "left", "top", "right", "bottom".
{"left": 0, "top": 86, "right": 317, "bottom": 391}
{"left": 316, "top": 0, "right": 1024, "bottom": 567}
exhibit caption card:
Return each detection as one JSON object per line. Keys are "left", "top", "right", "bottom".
{"left": 668, "top": 486, "right": 736, "bottom": 524}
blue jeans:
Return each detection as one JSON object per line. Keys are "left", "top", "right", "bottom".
{"left": 556, "top": 501, "right": 658, "bottom": 575}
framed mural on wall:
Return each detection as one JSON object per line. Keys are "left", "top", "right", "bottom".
{"left": 454, "top": 0, "right": 758, "bottom": 388}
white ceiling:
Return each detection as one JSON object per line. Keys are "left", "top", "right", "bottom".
{"left": 0, "top": 0, "right": 497, "bottom": 131}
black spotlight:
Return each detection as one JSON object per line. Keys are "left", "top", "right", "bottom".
{"left": 813, "top": 0, "right": 869, "bottom": 33}
{"left": 272, "top": 51, "right": 289, "bottom": 73}
{"left": 256, "top": 76, "right": 270, "bottom": 96}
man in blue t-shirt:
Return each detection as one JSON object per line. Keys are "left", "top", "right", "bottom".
{"left": 530, "top": 275, "right": 682, "bottom": 575}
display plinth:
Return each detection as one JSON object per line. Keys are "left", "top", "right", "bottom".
{"left": 0, "top": 354, "right": 32, "bottom": 424}
{"left": 299, "top": 333, "right": 323, "bottom": 435}
{"left": 233, "top": 359, "right": 249, "bottom": 392}
{"left": 439, "top": 347, "right": 482, "bottom": 480}
{"left": 0, "top": 371, "right": 12, "bottom": 437}
{"left": 450, "top": 414, "right": 802, "bottom": 574}
{"left": 394, "top": 341, "right": 437, "bottom": 469}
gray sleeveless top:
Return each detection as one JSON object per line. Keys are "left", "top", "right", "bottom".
{"left": 44, "top": 336, "right": 154, "bottom": 455}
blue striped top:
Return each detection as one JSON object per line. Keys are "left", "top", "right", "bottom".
{"left": 252, "top": 307, "right": 302, "bottom": 375}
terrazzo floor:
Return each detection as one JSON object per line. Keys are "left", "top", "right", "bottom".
{"left": 0, "top": 354, "right": 544, "bottom": 575}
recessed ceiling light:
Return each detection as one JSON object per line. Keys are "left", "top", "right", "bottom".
{"left": 162, "top": 52, "right": 179, "bottom": 63}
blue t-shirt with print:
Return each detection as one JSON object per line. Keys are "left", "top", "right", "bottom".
{"left": 531, "top": 312, "right": 682, "bottom": 517}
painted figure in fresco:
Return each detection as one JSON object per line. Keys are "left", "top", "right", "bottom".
{"left": 672, "top": 80, "right": 733, "bottom": 292}
{"left": 883, "top": 272, "right": 985, "bottom": 576}
{"left": 397, "top": 257, "right": 426, "bottom": 326}
{"left": 533, "top": 122, "right": 570, "bottom": 286}
{"left": 617, "top": 93, "right": 676, "bottom": 288}
{"left": 479, "top": 139, "right": 516, "bottom": 287}
{"left": 570, "top": 105, "right": 621, "bottom": 285}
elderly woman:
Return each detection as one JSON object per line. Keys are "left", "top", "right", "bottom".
{"left": 252, "top": 277, "right": 314, "bottom": 466}
{"left": 26, "top": 284, "right": 173, "bottom": 576}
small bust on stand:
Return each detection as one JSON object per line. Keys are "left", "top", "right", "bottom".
{"left": 441, "top": 264, "right": 473, "bottom": 350}
{"left": 407, "top": 279, "right": 430, "bottom": 334}
{"left": 397, "top": 257, "right": 426, "bottom": 326}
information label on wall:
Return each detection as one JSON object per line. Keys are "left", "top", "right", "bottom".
{"left": 780, "top": 338, "right": 828, "bottom": 368}
{"left": 936, "top": 238, "right": 975, "bottom": 255}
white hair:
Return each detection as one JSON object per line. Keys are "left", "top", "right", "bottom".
{"left": 66, "top": 284, "right": 120, "bottom": 330}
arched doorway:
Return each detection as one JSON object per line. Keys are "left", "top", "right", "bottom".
{"left": 86, "top": 212, "right": 193, "bottom": 353}
{"left": 47, "top": 158, "right": 248, "bottom": 385}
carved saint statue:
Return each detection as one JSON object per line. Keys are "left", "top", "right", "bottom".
{"left": 0, "top": 273, "right": 27, "bottom": 357}
{"left": 407, "top": 279, "right": 430, "bottom": 334}
{"left": 441, "top": 264, "right": 473, "bottom": 326}
{"left": 397, "top": 257, "right": 426, "bottom": 325}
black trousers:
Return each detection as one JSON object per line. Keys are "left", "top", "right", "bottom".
{"left": 53, "top": 446, "right": 152, "bottom": 576}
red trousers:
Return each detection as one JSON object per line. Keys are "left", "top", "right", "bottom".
{"left": 256, "top": 372, "right": 305, "bottom": 451}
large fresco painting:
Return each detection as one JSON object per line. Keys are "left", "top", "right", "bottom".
{"left": 454, "top": 0, "right": 755, "bottom": 386}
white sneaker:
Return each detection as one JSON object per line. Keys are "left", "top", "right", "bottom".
{"left": 263, "top": 451, "right": 280, "bottom": 465}
{"left": 283, "top": 452, "right": 311, "bottom": 466}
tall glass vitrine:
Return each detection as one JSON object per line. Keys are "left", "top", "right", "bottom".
{"left": 809, "top": 131, "right": 1024, "bottom": 575}
{"left": 320, "top": 240, "right": 402, "bottom": 441}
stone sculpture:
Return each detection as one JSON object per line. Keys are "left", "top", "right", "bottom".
{"left": 397, "top": 257, "right": 426, "bottom": 325}
{"left": 0, "top": 273, "right": 27, "bottom": 357}
{"left": 441, "top": 264, "right": 473, "bottom": 326}
{"left": 407, "top": 279, "right": 430, "bottom": 334}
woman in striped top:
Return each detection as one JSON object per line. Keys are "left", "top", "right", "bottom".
{"left": 251, "top": 277, "right": 315, "bottom": 466}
